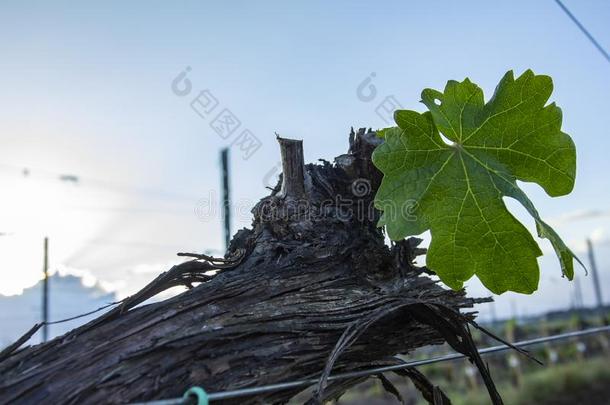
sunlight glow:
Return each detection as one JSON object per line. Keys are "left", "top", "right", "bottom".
{"left": 0, "top": 173, "right": 128, "bottom": 296}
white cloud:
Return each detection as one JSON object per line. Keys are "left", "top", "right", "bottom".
{"left": 548, "top": 209, "right": 610, "bottom": 226}
{"left": 591, "top": 227, "right": 607, "bottom": 243}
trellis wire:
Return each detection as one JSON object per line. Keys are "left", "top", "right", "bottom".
{"left": 131, "top": 324, "right": 610, "bottom": 405}
{"left": 553, "top": 0, "right": 610, "bottom": 63}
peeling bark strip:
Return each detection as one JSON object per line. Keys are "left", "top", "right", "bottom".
{"left": 0, "top": 129, "right": 508, "bottom": 404}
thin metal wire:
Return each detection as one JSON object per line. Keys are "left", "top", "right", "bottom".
{"left": 554, "top": 0, "right": 610, "bottom": 63}
{"left": 132, "top": 325, "right": 610, "bottom": 405}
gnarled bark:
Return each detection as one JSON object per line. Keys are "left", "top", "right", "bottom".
{"left": 0, "top": 129, "right": 506, "bottom": 405}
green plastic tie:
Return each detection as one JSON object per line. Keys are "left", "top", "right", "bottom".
{"left": 183, "top": 386, "right": 208, "bottom": 405}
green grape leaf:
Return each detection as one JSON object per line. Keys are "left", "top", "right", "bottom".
{"left": 372, "top": 70, "right": 581, "bottom": 294}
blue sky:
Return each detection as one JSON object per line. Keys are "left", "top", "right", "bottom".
{"left": 0, "top": 0, "right": 609, "bottom": 321}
